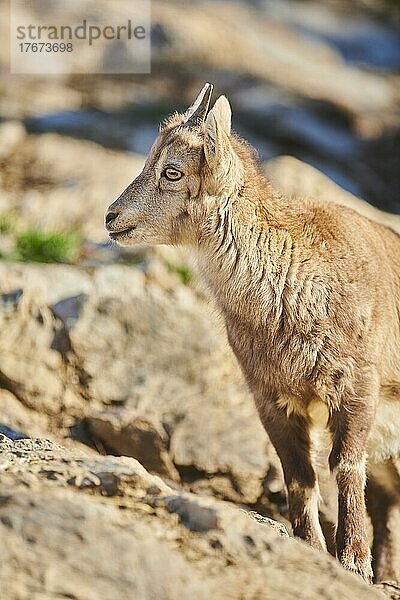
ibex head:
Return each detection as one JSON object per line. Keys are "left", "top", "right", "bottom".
{"left": 105, "top": 83, "right": 244, "bottom": 247}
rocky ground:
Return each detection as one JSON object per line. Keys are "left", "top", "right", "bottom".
{"left": 0, "top": 121, "right": 400, "bottom": 597}
{"left": 2, "top": 435, "right": 389, "bottom": 600}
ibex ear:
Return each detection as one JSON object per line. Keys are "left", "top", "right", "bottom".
{"left": 204, "top": 96, "right": 232, "bottom": 166}
{"left": 204, "top": 96, "right": 241, "bottom": 192}
{"left": 209, "top": 95, "right": 231, "bottom": 136}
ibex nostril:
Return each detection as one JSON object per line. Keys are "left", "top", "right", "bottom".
{"left": 105, "top": 211, "right": 119, "bottom": 226}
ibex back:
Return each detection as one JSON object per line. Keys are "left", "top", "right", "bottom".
{"left": 106, "top": 84, "right": 400, "bottom": 583}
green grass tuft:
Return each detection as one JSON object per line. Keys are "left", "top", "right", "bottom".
{"left": 0, "top": 213, "right": 14, "bottom": 234}
{"left": 14, "top": 229, "right": 81, "bottom": 264}
{"left": 165, "top": 261, "right": 193, "bottom": 285}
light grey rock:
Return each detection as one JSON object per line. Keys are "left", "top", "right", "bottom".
{"left": 0, "top": 436, "right": 385, "bottom": 600}
{"left": 66, "top": 275, "right": 275, "bottom": 503}
{"left": 87, "top": 408, "right": 180, "bottom": 482}
{"left": 0, "top": 390, "right": 49, "bottom": 439}
{"left": 0, "top": 121, "right": 26, "bottom": 159}
{"left": 0, "top": 260, "right": 280, "bottom": 503}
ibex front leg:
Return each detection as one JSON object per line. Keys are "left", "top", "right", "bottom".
{"left": 329, "top": 397, "right": 376, "bottom": 582}
{"left": 260, "top": 403, "right": 326, "bottom": 551}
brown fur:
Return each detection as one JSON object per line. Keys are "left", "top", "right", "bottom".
{"left": 105, "top": 84, "right": 400, "bottom": 583}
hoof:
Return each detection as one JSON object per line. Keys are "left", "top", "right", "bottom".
{"left": 340, "top": 550, "right": 373, "bottom": 584}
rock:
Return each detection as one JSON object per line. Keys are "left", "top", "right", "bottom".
{"left": 0, "top": 389, "right": 49, "bottom": 438}
{"left": 52, "top": 293, "right": 89, "bottom": 330}
{"left": 169, "top": 400, "right": 275, "bottom": 504}
{"left": 0, "top": 288, "right": 23, "bottom": 313}
{"left": 0, "top": 121, "right": 26, "bottom": 159}
{"left": 0, "top": 436, "right": 385, "bottom": 600}
{"left": 0, "top": 260, "right": 282, "bottom": 505}
{"left": 248, "top": 510, "right": 289, "bottom": 537}
{"left": 67, "top": 272, "right": 276, "bottom": 504}
{"left": 1, "top": 490, "right": 214, "bottom": 600}
{"left": 1, "top": 2, "right": 397, "bottom": 135}
{"left": 376, "top": 583, "right": 400, "bottom": 600}
{"left": 160, "top": 495, "right": 220, "bottom": 532}
{"left": 87, "top": 408, "right": 180, "bottom": 482}
{"left": 0, "top": 286, "right": 65, "bottom": 415}
{"left": 152, "top": 1, "right": 398, "bottom": 134}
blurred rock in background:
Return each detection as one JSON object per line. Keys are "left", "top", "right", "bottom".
{"left": 1, "top": 0, "right": 399, "bottom": 212}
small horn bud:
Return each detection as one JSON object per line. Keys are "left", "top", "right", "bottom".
{"left": 185, "top": 83, "right": 214, "bottom": 127}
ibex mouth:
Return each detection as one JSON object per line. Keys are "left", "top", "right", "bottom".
{"left": 108, "top": 226, "right": 136, "bottom": 240}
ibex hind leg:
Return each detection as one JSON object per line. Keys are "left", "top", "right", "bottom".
{"left": 329, "top": 394, "right": 376, "bottom": 583}
{"left": 367, "top": 459, "right": 400, "bottom": 584}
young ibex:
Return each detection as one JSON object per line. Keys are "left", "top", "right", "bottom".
{"left": 106, "top": 84, "right": 400, "bottom": 583}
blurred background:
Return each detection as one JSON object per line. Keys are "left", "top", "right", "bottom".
{"left": 1, "top": 0, "right": 400, "bottom": 217}
{"left": 0, "top": 1, "right": 400, "bottom": 595}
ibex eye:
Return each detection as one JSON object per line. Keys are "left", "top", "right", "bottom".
{"left": 163, "top": 167, "right": 182, "bottom": 181}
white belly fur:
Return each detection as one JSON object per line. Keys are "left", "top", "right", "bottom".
{"left": 307, "top": 398, "right": 400, "bottom": 466}
{"left": 280, "top": 396, "right": 400, "bottom": 466}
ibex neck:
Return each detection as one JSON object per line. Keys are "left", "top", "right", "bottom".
{"left": 196, "top": 186, "right": 293, "bottom": 319}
